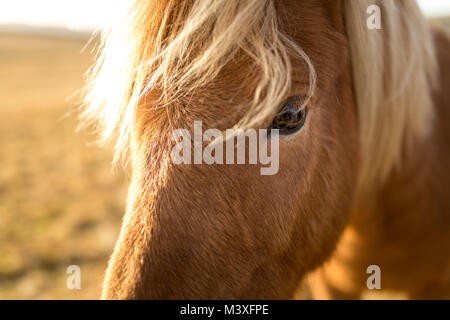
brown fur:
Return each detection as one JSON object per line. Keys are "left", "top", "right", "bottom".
{"left": 94, "top": 0, "right": 450, "bottom": 299}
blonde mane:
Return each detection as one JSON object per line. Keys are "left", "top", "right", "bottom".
{"left": 344, "top": 0, "right": 437, "bottom": 193}
{"left": 82, "top": 0, "right": 437, "bottom": 192}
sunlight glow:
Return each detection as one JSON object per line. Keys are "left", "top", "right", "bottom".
{"left": 418, "top": 0, "right": 450, "bottom": 17}
{"left": 0, "top": 0, "right": 449, "bottom": 33}
{"left": 0, "top": 0, "right": 121, "bottom": 31}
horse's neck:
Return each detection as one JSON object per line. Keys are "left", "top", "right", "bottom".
{"left": 424, "top": 28, "right": 450, "bottom": 218}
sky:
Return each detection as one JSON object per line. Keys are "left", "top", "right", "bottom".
{"left": 0, "top": 0, "right": 449, "bottom": 32}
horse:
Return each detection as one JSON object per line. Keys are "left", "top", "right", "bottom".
{"left": 81, "top": 0, "right": 450, "bottom": 299}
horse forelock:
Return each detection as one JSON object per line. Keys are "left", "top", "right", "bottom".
{"left": 81, "top": 0, "right": 316, "bottom": 163}
{"left": 82, "top": 0, "right": 437, "bottom": 195}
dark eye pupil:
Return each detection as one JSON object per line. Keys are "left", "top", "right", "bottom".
{"left": 278, "top": 106, "right": 296, "bottom": 122}
{"left": 269, "top": 97, "right": 308, "bottom": 135}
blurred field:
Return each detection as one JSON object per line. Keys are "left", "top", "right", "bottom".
{"left": 0, "top": 32, "right": 127, "bottom": 299}
{"left": 0, "top": 18, "right": 449, "bottom": 300}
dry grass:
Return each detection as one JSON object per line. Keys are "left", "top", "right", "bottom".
{"left": 0, "top": 32, "right": 128, "bottom": 299}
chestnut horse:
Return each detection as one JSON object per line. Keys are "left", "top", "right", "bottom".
{"left": 82, "top": 0, "right": 450, "bottom": 299}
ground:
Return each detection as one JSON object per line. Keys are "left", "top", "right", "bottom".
{"left": 0, "top": 32, "right": 127, "bottom": 299}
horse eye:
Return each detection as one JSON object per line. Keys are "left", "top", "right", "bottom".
{"left": 269, "top": 97, "right": 308, "bottom": 135}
